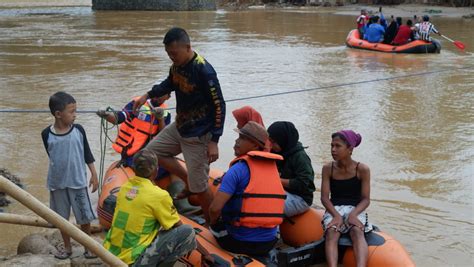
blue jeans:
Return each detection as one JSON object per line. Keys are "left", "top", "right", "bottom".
{"left": 284, "top": 192, "right": 310, "bottom": 217}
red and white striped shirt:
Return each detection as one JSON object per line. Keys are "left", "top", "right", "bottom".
{"left": 417, "top": 22, "right": 438, "bottom": 41}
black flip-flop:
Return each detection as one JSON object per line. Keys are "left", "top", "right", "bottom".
{"left": 83, "top": 250, "right": 97, "bottom": 259}
{"left": 54, "top": 250, "right": 72, "bottom": 260}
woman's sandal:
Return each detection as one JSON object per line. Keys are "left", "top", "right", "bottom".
{"left": 83, "top": 250, "right": 98, "bottom": 259}
{"left": 54, "top": 250, "right": 72, "bottom": 260}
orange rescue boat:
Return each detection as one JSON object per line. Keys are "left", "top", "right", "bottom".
{"left": 98, "top": 161, "right": 415, "bottom": 266}
{"left": 346, "top": 29, "right": 440, "bottom": 54}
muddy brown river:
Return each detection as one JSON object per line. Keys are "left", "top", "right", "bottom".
{"left": 0, "top": 6, "right": 473, "bottom": 266}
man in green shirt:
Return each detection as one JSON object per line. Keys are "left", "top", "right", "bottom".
{"left": 103, "top": 149, "right": 196, "bottom": 266}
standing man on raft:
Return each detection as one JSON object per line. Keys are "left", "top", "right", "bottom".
{"left": 133, "top": 27, "right": 226, "bottom": 224}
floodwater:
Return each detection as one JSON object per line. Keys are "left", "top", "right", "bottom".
{"left": 0, "top": 6, "right": 473, "bottom": 266}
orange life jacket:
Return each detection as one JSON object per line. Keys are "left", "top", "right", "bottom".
{"left": 112, "top": 98, "right": 167, "bottom": 156}
{"left": 227, "top": 151, "right": 286, "bottom": 228}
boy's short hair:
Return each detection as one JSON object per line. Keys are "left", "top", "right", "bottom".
{"left": 163, "top": 27, "right": 190, "bottom": 46}
{"left": 49, "top": 91, "right": 76, "bottom": 115}
{"left": 133, "top": 149, "right": 158, "bottom": 178}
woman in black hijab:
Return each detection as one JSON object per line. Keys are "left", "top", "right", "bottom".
{"left": 267, "top": 121, "right": 316, "bottom": 217}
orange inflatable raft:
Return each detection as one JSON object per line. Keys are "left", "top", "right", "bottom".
{"left": 97, "top": 160, "right": 266, "bottom": 266}
{"left": 98, "top": 161, "right": 415, "bottom": 266}
{"left": 346, "top": 29, "right": 440, "bottom": 54}
{"left": 206, "top": 178, "right": 416, "bottom": 267}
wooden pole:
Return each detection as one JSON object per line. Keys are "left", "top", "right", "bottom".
{"left": 0, "top": 212, "right": 52, "bottom": 228}
{"left": 0, "top": 213, "right": 103, "bottom": 233}
{"left": 0, "top": 175, "right": 126, "bottom": 267}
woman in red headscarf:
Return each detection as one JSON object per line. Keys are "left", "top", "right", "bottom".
{"left": 320, "top": 130, "right": 373, "bottom": 267}
{"left": 232, "top": 106, "right": 265, "bottom": 129}
{"left": 232, "top": 106, "right": 270, "bottom": 151}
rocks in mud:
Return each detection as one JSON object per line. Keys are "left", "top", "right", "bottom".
{"left": 17, "top": 234, "right": 55, "bottom": 255}
{"left": 0, "top": 168, "right": 23, "bottom": 207}
{"left": 1, "top": 229, "right": 106, "bottom": 267}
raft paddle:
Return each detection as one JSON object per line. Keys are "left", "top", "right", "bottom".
{"left": 440, "top": 34, "right": 465, "bottom": 50}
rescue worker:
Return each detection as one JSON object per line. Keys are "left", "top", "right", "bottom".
{"left": 209, "top": 121, "right": 285, "bottom": 256}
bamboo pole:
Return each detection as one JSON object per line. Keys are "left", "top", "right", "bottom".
{"left": 0, "top": 213, "right": 103, "bottom": 233}
{"left": 0, "top": 212, "right": 52, "bottom": 227}
{"left": 0, "top": 175, "right": 126, "bottom": 267}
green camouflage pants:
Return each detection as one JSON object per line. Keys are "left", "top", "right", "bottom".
{"left": 132, "top": 224, "right": 196, "bottom": 267}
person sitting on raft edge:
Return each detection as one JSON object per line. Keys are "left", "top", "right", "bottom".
{"left": 267, "top": 121, "right": 316, "bottom": 217}
{"left": 392, "top": 19, "right": 415, "bottom": 46}
{"left": 209, "top": 121, "right": 286, "bottom": 256}
{"left": 356, "top": 9, "right": 369, "bottom": 37}
{"left": 321, "top": 130, "right": 373, "bottom": 267}
{"left": 364, "top": 15, "right": 385, "bottom": 43}
{"left": 232, "top": 105, "right": 271, "bottom": 151}
{"left": 103, "top": 149, "right": 214, "bottom": 266}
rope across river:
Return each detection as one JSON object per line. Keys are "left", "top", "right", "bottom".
{"left": 1, "top": 65, "right": 472, "bottom": 193}
{"left": 0, "top": 65, "right": 472, "bottom": 114}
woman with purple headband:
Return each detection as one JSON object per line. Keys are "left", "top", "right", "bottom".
{"left": 320, "top": 130, "right": 373, "bottom": 267}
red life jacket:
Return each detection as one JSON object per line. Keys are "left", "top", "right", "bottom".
{"left": 228, "top": 151, "right": 286, "bottom": 228}
{"left": 112, "top": 98, "right": 167, "bottom": 156}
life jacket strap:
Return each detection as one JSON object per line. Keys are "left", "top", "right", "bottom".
{"left": 239, "top": 212, "right": 286, "bottom": 218}
{"left": 231, "top": 193, "right": 286, "bottom": 199}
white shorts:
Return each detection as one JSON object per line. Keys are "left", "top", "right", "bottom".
{"left": 322, "top": 205, "right": 373, "bottom": 234}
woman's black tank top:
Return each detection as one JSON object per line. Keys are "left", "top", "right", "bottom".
{"left": 329, "top": 162, "right": 362, "bottom": 206}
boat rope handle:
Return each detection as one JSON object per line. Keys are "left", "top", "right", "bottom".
{"left": 98, "top": 106, "right": 117, "bottom": 196}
